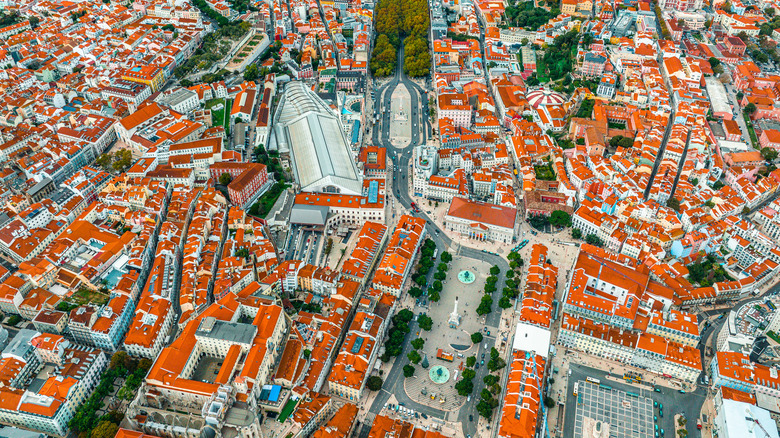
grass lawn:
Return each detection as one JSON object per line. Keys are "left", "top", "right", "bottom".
{"left": 536, "top": 58, "right": 549, "bottom": 82}
{"left": 69, "top": 288, "right": 110, "bottom": 306}
{"left": 223, "top": 98, "right": 232, "bottom": 135}
{"left": 744, "top": 113, "right": 758, "bottom": 147}
{"left": 206, "top": 98, "right": 231, "bottom": 135}
{"left": 277, "top": 399, "right": 297, "bottom": 422}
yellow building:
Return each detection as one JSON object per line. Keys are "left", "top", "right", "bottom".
{"left": 561, "top": 0, "right": 578, "bottom": 15}
{"left": 577, "top": 0, "right": 593, "bottom": 14}
{"left": 122, "top": 65, "right": 165, "bottom": 92}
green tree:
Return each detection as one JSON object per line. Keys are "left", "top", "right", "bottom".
{"left": 429, "top": 289, "right": 440, "bottom": 302}
{"left": 505, "top": 270, "right": 515, "bottom": 278}
{"left": 666, "top": 197, "right": 681, "bottom": 212}
{"left": 408, "top": 287, "right": 423, "bottom": 298}
{"left": 441, "top": 251, "right": 452, "bottom": 263}
{"left": 544, "top": 396, "right": 556, "bottom": 408}
{"left": 243, "top": 63, "right": 259, "bottom": 81}
{"left": 110, "top": 351, "right": 130, "bottom": 371}
{"left": 466, "top": 356, "right": 477, "bottom": 367}
{"left": 490, "top": 265, "right": 500, "bottom": 276}
{"left": 395, "top": 309, "right": 414, "bottom": 324}
{"left": 91, "top": 421, "right": 119, "bottom": 438}
{"left": 499, "top": 296, "right": 512, "bottom": 309}
{"left": 484, "top": 374, "right": 499, "bottom": 386}
{"left": 431, "top": 280, "right": 442, "bottom": 292}
{"left": 745, "top": 102, "right": 757, "bottom": 115}
{"left": 503, "top": 286, "right": 518, "bottom": 299}
{"left": 762, "top": 147, "right": 779, "bottom": 162}
{"left": 455, "top": 378, "right": 474, "bottom": 395}
{"left": 708, "top": 57, "right": 721, "bottom": 68}
{"left": 434, "top": 271, "right": 446, "bottom": 281}
{"left": 471, "top": 332, "right": 483, "bottom": 344}
{"left": 407, "top": 350, "right": 422, "bottom": 364}
{"left": 403, "top": 364, "right": 415, "bottom": 377}
{"left": 95, "top": 153, "right": 112, "bottom": 171}
{"left": 585, "top": 234, "right": 604, "bottom": 247}
{"left": 418, "top": 313, "right": 433, "bottom": 331}
{"left": 303, "top": 349, "right": 311, "bottom": 359}
{"left": 549, "top": 210, "right": 572, "bottom": 227}
{"left": 476, "top": 295, "right": 493, "bottom": 315}
{"left": 219, "top": 172, "right": 232, "bottom": 185}
{"left": 366, "top": 375, "right": 384, "bottom": 391}
{"left": 112, "top": 149, "right": 133, "bottom": 172}
{"left": 438, "top": 263, "right": 449, "bottom": 272}
{"left": 476, "top": 399, "right": 496, "bottom": 418}
{"left": 488, "top": 356, "right": 506, "bottom": 371}
{"left": 572, "top": 228, "right": 582, "bottom": 239}
{"left": 411, "top": 337, "right": 425, "bottom": 350}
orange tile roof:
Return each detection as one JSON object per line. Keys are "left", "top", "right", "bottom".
{"left": 498, "top": 350, "right": 544, "bottom": 438}
{"left": 311, "top": 402, "right": 358, "bottom": 438}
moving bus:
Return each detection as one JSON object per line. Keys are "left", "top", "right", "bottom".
{"left": 586, "top": 377, "right": 601, "bottom": 385}
{"left": 573, "top": 382, "right": 579, "bottom": 396}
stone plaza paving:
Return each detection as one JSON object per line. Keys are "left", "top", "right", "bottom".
{"left": 403, "top": 256, "right": 499, "bottom": 411}
{"left": 572, "top": 381, "right": 655, "bottom": 438}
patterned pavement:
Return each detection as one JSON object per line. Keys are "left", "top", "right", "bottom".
{"left": 403, "top": 369, "right": 466, "bottom": 412}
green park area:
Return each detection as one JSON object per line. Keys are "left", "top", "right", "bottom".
{"left": 206, "top": 98, "right": 231, "bottom": 135}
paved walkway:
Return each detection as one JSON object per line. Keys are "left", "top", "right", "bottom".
{"left": 390, "top": 83, "right": 412, "bottom": 148}
{"left": 403, "top": 373, "right": 465, "bottom": 412}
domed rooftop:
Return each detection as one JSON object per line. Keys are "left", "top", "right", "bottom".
{"left": 526, "top": 88, "right": 567, "bottom": 108}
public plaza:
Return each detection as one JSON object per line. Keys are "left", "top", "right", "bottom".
{"left": 405, "top": 256, "right": 499, "bottom": 410}
{"left": 572, "top": 381, "right": 655, "bottom": 438}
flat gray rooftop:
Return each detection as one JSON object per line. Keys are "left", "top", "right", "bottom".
{"left": 196, "top": 318, "right": 257, "bottom": 345}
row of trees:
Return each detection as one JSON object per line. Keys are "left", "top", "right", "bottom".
{"left": 528, "top": 211, "right": 572, "bottom": 230}
{"left": 476, "top": 265, "right": 501, "bottom": 315}
{"left": 476, "top": 348, "right": 507, "bottom": 418}
{"left": 70, "top": 352, "right": 152, "bottom": 437}
{"left": 192, "top": 0, "right": 232, "bottom": 27}
{"left": 410, "top": 240, "right": 443, "bottom": 301}
{"left": 571, "top": 228, "right": 606, "bottom": 247}
{"left": 454, "top": 347, "right": 506, "bottom": 419}
{"left": 498, "top": 268, "right": 518, "bottom": 309}
{"left": 370, "top": 0, "right": 430, "bottom": 77}
{"left": 381, "top": 309, "right": 415, "bottom": 362}
{"left": 403, "top": 336, "right": 428, "bottom": 377}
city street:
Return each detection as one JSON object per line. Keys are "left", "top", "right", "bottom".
{"left": 357, "top": 42, "right": 510, "bottom": 438}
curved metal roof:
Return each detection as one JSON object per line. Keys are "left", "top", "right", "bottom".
{"left": 273, "top": 82, "right": 363, "bottom": 195}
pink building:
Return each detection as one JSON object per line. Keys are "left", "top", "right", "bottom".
{"left": 760, "top": 129, "right": 780, "bottom": 150}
